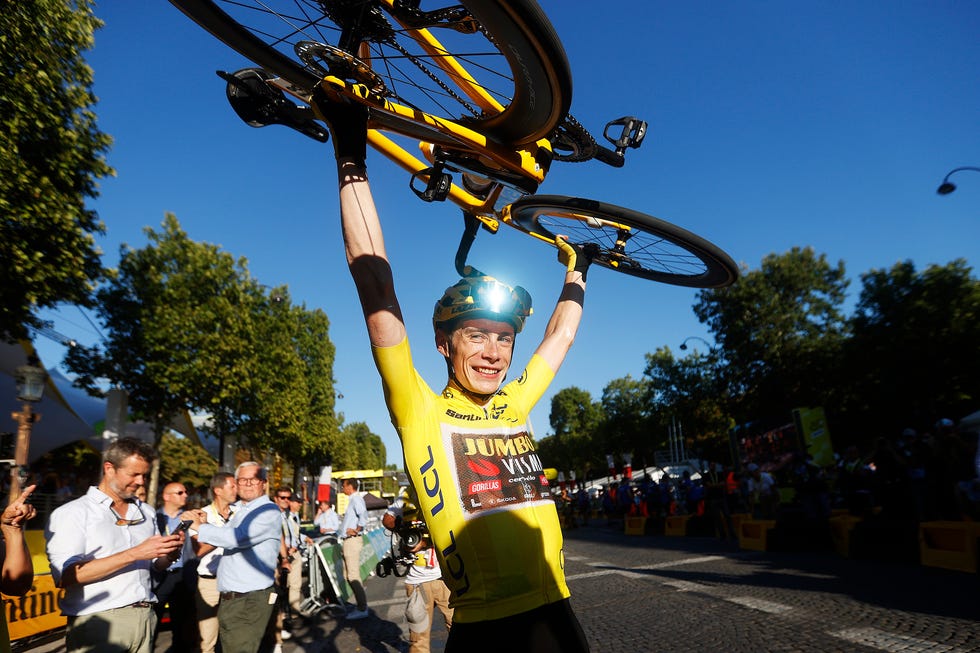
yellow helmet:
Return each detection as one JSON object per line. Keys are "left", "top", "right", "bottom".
{"left": 432, "top": 275, "right": 533, "bottom": 333}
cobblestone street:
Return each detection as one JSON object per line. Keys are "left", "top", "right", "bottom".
{"left": 24, "top": 522, "right": 980, "bottom": 653}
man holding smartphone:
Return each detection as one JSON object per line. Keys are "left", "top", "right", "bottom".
{"left": 46, "top": 438, "right": 184, "bottom": 653}
{"left": 154, "top": 482, "right": 199, "bottom": 651}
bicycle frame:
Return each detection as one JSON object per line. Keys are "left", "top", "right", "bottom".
{"left": 273, "top": 74, "right": 556, "bottom": 238}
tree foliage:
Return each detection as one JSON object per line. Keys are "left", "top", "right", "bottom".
{"left": 643, "top": 348, "right": 731, "bottom": 462}
{"left": 538, "top": 387, "right": 604, "bottom": 479}
{"left": 547, "top": 248, "right": 980, "bottom": 472}
{"left": 600, "top": 376, "right": 653, "bottom": 462}
{"left": 336, "top": 421, "right": 386, "bottom": 470}
{"left": 693, "top": 246, "right": 849, "bottom": 422}
{"left": 0, "top": 0, "right": 112, "bottom": 341}
{"left": 158, "top": 433, "right": 217, "bottom": 493}
{"left": 845, "top": 258, "right": 980, "bottom": 437}
{"left": 65, "top": 215, "right": 342, "bottom": 464}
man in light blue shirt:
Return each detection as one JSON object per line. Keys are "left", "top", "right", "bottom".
{"left": 183, "top": 462, "right": 280, "bottom": 653}
{"left": 339, "top": 477, "right": 369, "bottom": 619}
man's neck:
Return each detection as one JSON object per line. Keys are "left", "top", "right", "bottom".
{"left": 447, "top": 377, "right": 498, "bottom": 406}
{"left": 161, "top": 505, "right": 182, "bottom": 518}
{"left": 212, "top": 497, "right": 233, "bottom": 517}
{"left": 97, "top": 481, "right": 128, "bottom": 511}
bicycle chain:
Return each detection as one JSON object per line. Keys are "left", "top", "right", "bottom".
{"left": 382, "top": 7, "right": 500, "bottom": 120}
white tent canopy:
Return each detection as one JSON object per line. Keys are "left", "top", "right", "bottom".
{"left": 1, "top": 340, "right": 204, "bottom": 462}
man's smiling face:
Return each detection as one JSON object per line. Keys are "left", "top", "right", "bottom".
{"left": 438, "top": 317, "right": 515, "bottom": 397}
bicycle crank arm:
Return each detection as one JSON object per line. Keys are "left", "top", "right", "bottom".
{"left": 217, "top": 69, "right": 329, "bottom": 143}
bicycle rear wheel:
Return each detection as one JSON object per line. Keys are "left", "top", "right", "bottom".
{"left": 507, "top": 195, "right": 739, "bottom": 288}
{"left": 169, "top": 0, "right": 572, "bottom": 146}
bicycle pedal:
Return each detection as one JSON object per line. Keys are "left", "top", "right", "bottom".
{"left": 410, "top": 166, "right": 452, "bottom": 202}
{"left": 603, "top": 116, "right": 648, "bottom": 152}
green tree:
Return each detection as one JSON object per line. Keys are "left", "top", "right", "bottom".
{"left": 845, "top": 259, "right": 980, "bottom": 440}
{"left": 158, "top": 433, "right": 217, "bottom": 496}
{"left": 601, "top": 375, "right": 654, "bottom": 463}
{"left": 0, "top": 0, "right": 112, "bottom": 341}
{"left": 540, "top": 387, "right": 604, "bottom": 480}
{"left": 66, "top": 214, "right": 258, "bottom": 440}
{"left": 65, "top": 215, "right": 341, "bottom": 496}
{"left": 644, "top": 347, "right": 732, "bottom": 463}
{"left": 338, "top": 422, "right": 386, "bottom": 470}
{"left": 694, "top": 247, "right": 849, "bottom": 424}
{"left": 246, "top": 288, "right": 340, "bottom": 463}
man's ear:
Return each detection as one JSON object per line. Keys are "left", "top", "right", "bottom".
{"left": 435, "top": 328, "right": 450, "bottom": 358}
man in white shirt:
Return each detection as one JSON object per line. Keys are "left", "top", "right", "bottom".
{"left": 383, "top": 489, "right": 453, "bottom": 653}
{"left": 192, "top": 471, "right": 237, "bottom": 653}
{"left": 45, "top": 437, "right": 184, "bottom": 653}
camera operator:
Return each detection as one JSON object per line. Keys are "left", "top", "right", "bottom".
{"left": 383, "top": 488, "right": 453, "bottom": 653}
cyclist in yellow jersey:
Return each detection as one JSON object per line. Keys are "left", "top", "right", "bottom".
{"left": 315, "top": 94, "right": 592, "bottom": 653}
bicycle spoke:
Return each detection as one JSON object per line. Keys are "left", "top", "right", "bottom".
{"left": 537, "top": 216, "right": 711, "bottom": 277}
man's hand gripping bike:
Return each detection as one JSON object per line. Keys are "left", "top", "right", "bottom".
{"left": 169, "top": 0, "right": 739, "bottom": 287}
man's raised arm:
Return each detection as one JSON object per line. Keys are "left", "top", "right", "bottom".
{"left": 533, "top": 238, "right": 593, "bottom": 373}
{"left": 314, "top": 92, "right": 406, "bottom": 348}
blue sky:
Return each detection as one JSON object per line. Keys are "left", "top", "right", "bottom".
{"left": 36, "top": 2, "right": 980, "bottom": 466}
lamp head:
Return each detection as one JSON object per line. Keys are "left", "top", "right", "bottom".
{"left": 679, "top": 343, "right": 688, "bottom": 350}
{"left": 936, "top": 182, "right": 956, "bottom": 195}
{"left": 15, "top": 358, "right": 46, "bottom": 403}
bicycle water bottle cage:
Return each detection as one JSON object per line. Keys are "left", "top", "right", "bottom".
{"left": 410, "top": 164, "right": 453, "bottom": 202}
{"left": 603, "top": 117, "right": 647, "bottom": 154}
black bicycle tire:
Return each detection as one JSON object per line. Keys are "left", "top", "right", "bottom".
{"left": 168, "top": 0, "right": 572, "bottom": 146}
{"left": 508, "top": 195, "right": 739, "bottom": 288}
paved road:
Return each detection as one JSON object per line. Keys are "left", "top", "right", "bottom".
{"left": 23, "top": 522, "right": 980, "bottom": 652}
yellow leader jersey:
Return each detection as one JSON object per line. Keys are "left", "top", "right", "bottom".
{"left": 373, "top": 337, "right": 569, "bottom": 623}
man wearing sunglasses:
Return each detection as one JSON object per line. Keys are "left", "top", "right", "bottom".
{"left": 45, "top": 437, "right": 185, "bottom": 653}
{"left": 153, "top": 482, "right": 198, "bottom": 651}
{"left": 318, "top": 98, "right": 593, "bottom": 653}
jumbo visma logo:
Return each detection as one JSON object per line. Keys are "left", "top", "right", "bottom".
{"left": 461, "top": 434, "right": 535, "bottom": 457}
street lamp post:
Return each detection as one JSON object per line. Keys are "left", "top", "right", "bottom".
{"left": 10, "top": 357, "right": 46, "bottom": 502}
{"left": 936, "top": 166, "right": 980, "bottom": 195}
{"left": 679, "top": 336, "right": 712, "bottom": 351}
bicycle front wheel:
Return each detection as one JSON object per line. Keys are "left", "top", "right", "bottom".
{"left": 507, "top": 195, "right": 739, "bottom": 288}
{"left": 169, "top": 0, "right": 572, "bottom": 146}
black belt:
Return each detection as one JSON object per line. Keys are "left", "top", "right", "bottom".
{"left": 219, "top": 586, "right": 272, "bottom": 602}
{"left": 199, "top": 574, "right": 216, "bottom": 579}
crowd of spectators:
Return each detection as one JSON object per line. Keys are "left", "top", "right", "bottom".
{"left": 553, "top": 417, "right": 980, "bottom": 534}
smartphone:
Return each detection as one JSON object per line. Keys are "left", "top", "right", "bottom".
{"left": 174, "top": 519, "right": 193, "bottom": 534}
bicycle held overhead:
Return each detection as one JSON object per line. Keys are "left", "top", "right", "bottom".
{"left": 168, "top": 0, "right": 738, "bottom": 288}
